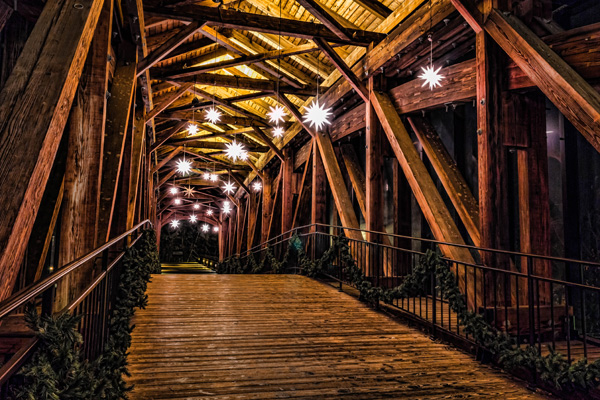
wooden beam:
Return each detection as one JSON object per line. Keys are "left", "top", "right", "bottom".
{"left": 145, "top": 82, "right": 193, "bottom": 122}
{"left": 251, "top": 126, "right": 285, "bottom": 162}
{"left": 292, "top": 150, "right": 312, "bottom": 230}
{"left": 365, "top": 77, "right": 384, "bottom": 243}
{"left": 370, "top": 91, "right": 477, "bottom": 305}
{"left": 408, "top": 116, "right": 481, "bottom": 246}
{"left": 339, "top": 144, "right": 367, "bottom": 218}
{"left": 152, "top": 146, "right": 183, "bottom": 173}
{"left": 158, "top": 169, "right": 177, "bottom": 187}
{"left": 185, "top": 84, "right": 267, "bottom": 122}
{"left": 163, "top": 111, "right": 268, "bottom": 127}
{"left": 281, "top": 148, "right": 294, "bottom": 234}
{"left": 144, "top": 4, "right": 385, "bottom": 46}
{"left": 0, "top": 0, "right": 104, "bottom": 301}
{"left": 261, "top": 170, "right": 274, "bottom": 244}
{"left": 355, "top": 0, "right": 392, "bottom": 20}
{"left": 98, "top": 51, "right": 137, "bottom": 242}
{"left": 296, "top": 0, "right": 352, "bottom": 41}
{"left": 149, "top": 120, "right": 187, "bottom": 153}
{"left": 314, "top": 37, "right": 369, "bottom": 103}
{"left": 484, "top": 8, "right": 600, "bottom": 153}
{"left": 137, "top": 20, "right": 204, "bottom": 77}
{"left": 311, "top": 138, "right": 327, "bottom": 229}
{"left": 127, "top": 113, "right": 145, "bottom": 229}
{"left": 449, "top": 0, "right": 483, "bottom": 33}
{"left": 0, "top": 1, "right": 12, "bottom": 32}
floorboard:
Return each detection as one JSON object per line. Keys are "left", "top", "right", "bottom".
{"left": 127, "top": 274, "right": 549, "bottom": 399}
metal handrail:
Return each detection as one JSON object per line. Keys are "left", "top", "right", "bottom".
{"left": 0, "top": 220, "right": 152, "bottom": 320}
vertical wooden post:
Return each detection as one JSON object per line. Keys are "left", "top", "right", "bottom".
{"left": 281, "top": 148, "right": 294, "bottom": 236}
{"left": 311, "top": 138, "right": 327, "bottom": 257}
{"left": 261, "top": 172, "right": 273, "bottom": 245}
{"left": 393, "top": 161, "right": 412, "bottom": 276}
{"left": 366, "top": 76, "right": 385, "bottom": 277}
{"left": 127, "top": 112, "right": 146, "bottom": 229}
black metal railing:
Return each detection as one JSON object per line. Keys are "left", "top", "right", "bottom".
{"left": 221, "top": 223, "right": 600, "bottom": 365}
{"left": 0, "top": 220, "right": 153, "bottom": 396}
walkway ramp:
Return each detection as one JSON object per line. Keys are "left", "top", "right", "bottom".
{"left": 127, "top": 274, "right": 546, "bottom": 399}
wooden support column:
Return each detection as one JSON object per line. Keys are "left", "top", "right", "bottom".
{"left": 219, "top": 214, "right": 228, "bottom": 260}
{"left": 236, "top": 199, "right": 246, "bottom": 255}
{"left": 246, "top": 192, "right": 260, "bottom": 252}
{"left": 56, "top": 0, "right": 113, "bottom": 308}
{"left": 0, "top": 0, "right": 104, "bottom": 301}
{"left": 311, "top": 139, "right": 327, "bottom": 257}
{"left": 127, "top": 112, "right": 146, "bottom": 229}
{"left": 98, "top": 44, "right": 137, "bottom": 242}
{"left": 281, "top": 147, "right": 294, "bottom": 235}
{"left": 393, "top": 161, "right": 412, "bottom": 276}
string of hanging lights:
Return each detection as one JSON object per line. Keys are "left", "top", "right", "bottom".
{"left": 222, "top": 200, "right": 232, "bottom": 214}
{"left": 269, "top": 1, "right": 287, "bottom": 138}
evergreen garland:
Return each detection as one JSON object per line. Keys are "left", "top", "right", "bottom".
{"left": 219, "top": 233, "right": 600, "bottom": 393}
{"left": 10, "top": 229, "right": 160, "bottom": 399}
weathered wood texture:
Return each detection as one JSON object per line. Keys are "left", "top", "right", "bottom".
{"left": 127, "top": 274, "right": 544, "bottom": 399}
{"left": 0, "top": 0, "right": 104, "bottom": 301}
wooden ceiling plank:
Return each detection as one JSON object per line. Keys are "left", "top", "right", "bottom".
{"left": 296, "top": 0, "right": 352, "bottom": 41}
{"left": 145, "top": 82, "right": 193, "bottom": 122}
{"left": 354, "top": 0, "right": 392, "bottom": 20}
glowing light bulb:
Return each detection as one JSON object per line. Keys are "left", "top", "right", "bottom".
{"left": 206, "top": 209, "right": 214, "bottom": 216}
{"left": 202, "top": 224, "right": 209, "bottom": 232}
{"left": 193, "top": 203, "right": 200, "bottom": 210}
{"left": 187, "top": 123, "right": 199, "bottom": 136}
{"left": 253, "top": 181, "right": 262, "bottom": 192}
{"left": 169, "top": 187, "right": 178, "bottom": 195}
{"left": 267, "top": 105, "right": 286, "bottom": 124}
{"left": 176, "top": 158, "right": 192, "bottom": 175}
{"left": 303, "top": 100, "right": 332, "bottom": 131}
{"left": 203, "top": 172, "right": 211, "bottom": 180}
{"left": 213, "top": 226, "right": 219, "bottom": 232}
{"left": 210, "top": 173, "right": 218, "bottom": 182}
{"left": 222, "top": 180, "right": 236, "bottom": 195}
{"left": 222, "top": 201, "right": 231, "bottom": 214}
{"left": 419, "top": 65, "right": 444, "bottom": 90}
{"left": 190, "top": 214, "right": 197, "bottom": 223}
{"left": 170, "top": 219, "right": 179, "bottom": 228}
{"left": 224, "top": 140, "right": 248, "bottom": 162}
{"left": 205, "top": 107, "right": 222, "bottom": 124}
{"left": 272, "top": 126, "right": 285, "bottom": 138}
{"left": 174, "top": 198, "right": 182, "bottom": 205}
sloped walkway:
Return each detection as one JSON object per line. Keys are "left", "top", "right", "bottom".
{"left": 127, "top": 274, "right": 548, "bottom": 399}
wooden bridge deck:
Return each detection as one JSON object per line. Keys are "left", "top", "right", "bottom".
{"left": 127, "top": 274, "right": 548, "bottom": 399}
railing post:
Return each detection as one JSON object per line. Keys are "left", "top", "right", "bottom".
{"left": 431, "top": 268, "right": 437, "bottom": 337}
{"left": 526, "top": 255, "right": 538, "bottom": 387}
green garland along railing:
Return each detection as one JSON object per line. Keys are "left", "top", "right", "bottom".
{"left": 10, "top": 229, "right": 161, "bottom": 400}
{"left": 217, "top": 233, "right": 600, "bottom": 394}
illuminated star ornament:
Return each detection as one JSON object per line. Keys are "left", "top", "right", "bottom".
{"left": 222, "top": 180, "right": 236, "bottom": 195}
{"left": 213, "top": 226, "right": 219, "bottom": 233}
{"left": 170, "top": 219, "right": 179, "bottom": 228}
{"left": 203, "top": 172, "right": 211, "bottom": 180}
{"left": 252, "top": 181, "right": 262, "bottom": 192}
{"left": 222, "top": 201, "right": 232, "bottom": 214}
{"left": 419, "top": 64, "right": 444, "bottom": 90}
{"left": 174, "top": 198, "right": 182, "bottom": 205}
{"left": 176, "top": 158, "right": 192, "bottom": 175}
{"left": 206, "top": 209, "right": 214, "bottom": 216}
{"left": 267, "top": 105, "right": 286, "bottom": 124}
{"left": 193, "top": 203, "right": 200, "bottom": 210}
{"left": 205, "top": 107, "right": 222, "bottom": 124}
{"left": 189, "top": 214, "right": 198, "bottom": 223}
{"left": 224, "top": 140, "right": 248, "bottom": 162}
{"left": 210, "top": 173, "right": 219, "bottom": 182}
{"left": 272, "top": 126, "right": 285, "bottom": 138}
{"left": 202, "top": 224, "right": 210, "bottom": 232}
{"left": 183, "top": 186, "right": 195, "bottom": 197}
{"left": 303, "top": 100, "right": 332, "bottom": 131}
{"left": 169, "top": 187, "right": 178, "bottom": 195}
{"left": 187, "top": 123, "right": 199, "bottom": 136}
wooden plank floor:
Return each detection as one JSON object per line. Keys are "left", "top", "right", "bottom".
{"left": 160, "top": 262, "right": 216, "bottom": 274}
{"left": 127, "top": 274, "right": 549, "bottom": 399}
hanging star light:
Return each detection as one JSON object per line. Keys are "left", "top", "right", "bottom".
{"left": 222, "top": 201, "right": 232, "bottom": 214}
{"left": 206, "top": 208, "right": 214, "bottom": 216}
{"left": 252, "top": 181, "right": 262, "bottom": 192}
{"left": 202, "top": 224, "right": 210, "bottom": 232}
{"left": 169, "top": 187, "right": 178, "bottom": 195}
{"left": 183, "top": 186, "right": 195, "bottom": 197}
{"left": 174, "top": 198, "right": 182, "bottom": 205}
{"left": 224, "top": 140, "right": 248, "bottom": 162}
{"left": 190, "top": 214, "right": 198, "bottom": 223}
{"left": 213, "top": 226, "right": 219, "bottom": 233}
{"left": 203, "top": 171, "right": 211, "bottom": 180}
{"left": 419, "top": 64, "right": 444, "bottom": 90}
{"left": 170, "top": 219, "right": 180, "bottom": 228}
{"left": 210, "top": 173, "right": 219, "bottom": 182}
{"left": 222, "top": 180, "right": 236, "bottom": 195}
{"left": 193, "top": 203, "right": 200, "bottom": 210}
{"left": 187, "top": 123, "right": 199, "bottom": 136}
{"left": 272, "top": 126, "right": 285, "bottom": 138}
{"left": 303, "top": 100, "right": 332, "bottom": 131}
{"left": 267, "top": 105, "right": 286, "bottom": 124}
{"left": 205, "top": 107, "right": 222, "bottom": 124}
{"left": 176, "top": 158, "right": 192, "bottom": 175}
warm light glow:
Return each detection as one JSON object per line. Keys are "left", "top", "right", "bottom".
{"left": 176, "top": 158, "right": 192, "bottom": 175}
{"left": 252, "top": 181, "right": 262, "bottom": 192}
{"left": 303, "top": 100, "right": 332, "bottom": 131}
{"left": 205, "top": 107, "right": 222, "bottom": 124}
{"left": 419, "top": 65, "right": 444, "bottom": 90}
{"left": 187, "top": 123, "right": 199, "bottom": 136}
{"left": 213, "top": 226, "right": 219, "bottom": 233}
{"left": 202, "top": 224, "right": 209, "bottom": 232}
{"left": 272, "top": 126, "right": 285, "bottom": 138}
{"left": 222, "top": 180, "right": 236, "bottom": 195}
{"left": 210, "top": 173, "right": 219, "bottom": 182}
{"left": 224, "top": 140, "right": 248, "bottom": 162}
{"left": 193, "top": 203, "right": 200, "bottom": 210}
{"left": 170, "top": 219, "right": 179, "bottom": 228}
{"left": 169, "top": 187, "right": 178, "bottom": 195}
{"left": 183, "top": 186, "right": 195, "bottom": 197}
{"left": 190, "top": 214, "right": 198, "bottom": 223}
{"left": 203, "top": 172, "right": 211, "bottom": 180}
{"left": 174, "top": 198, "right": 182, "bottom": 205}
{"left": 222, "top": 201, "right": 232, "bottom": 214}
{"left": 267, "top": 105, "right": 286, "bottom": 124}
{"left": 206, "top": 209, "right": 214, "bottom": 216}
